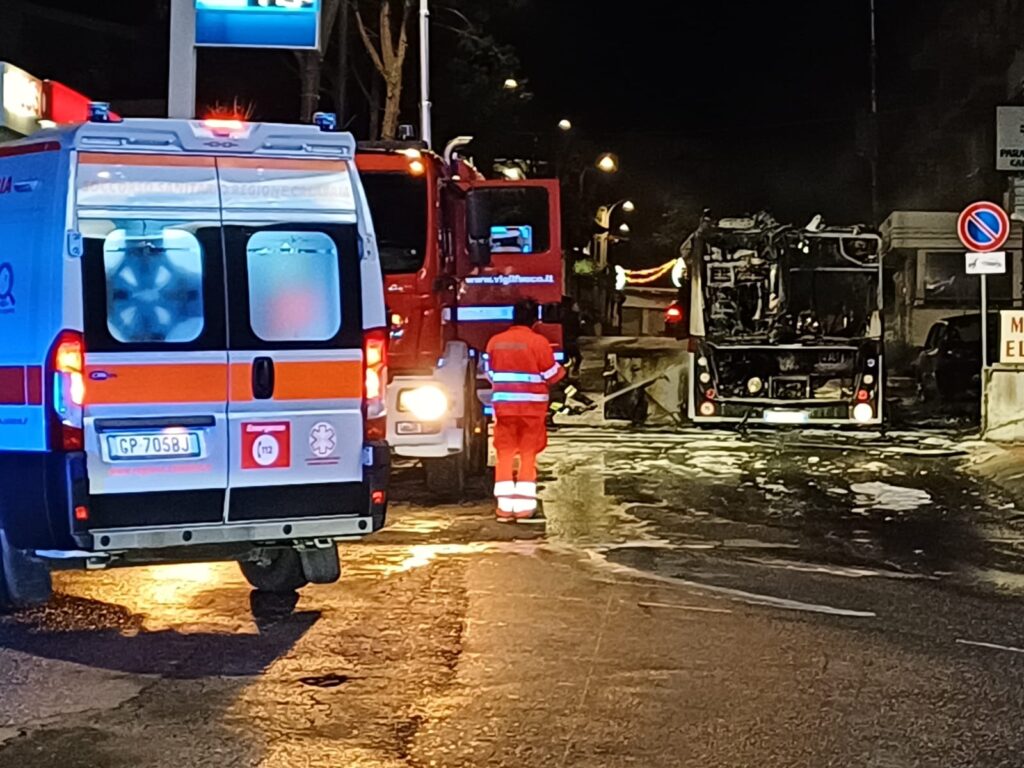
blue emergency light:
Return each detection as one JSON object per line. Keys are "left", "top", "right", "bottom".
{"left": 313, "top": 112, "right": 337, "bottom": 132}
{"left": 87, "top": 102, "right": 112, "bottom": 123}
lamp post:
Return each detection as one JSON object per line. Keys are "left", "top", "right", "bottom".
{"left": 419, "top": 0, "right": 432, "bottom": 148}
{"left": 594, "top": 199, "right": 635, "bottom": 270}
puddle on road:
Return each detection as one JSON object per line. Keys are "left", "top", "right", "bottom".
{"left": 534, "top": 429, "right": 1024, "bottom": 598}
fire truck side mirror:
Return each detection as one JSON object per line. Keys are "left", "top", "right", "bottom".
{"left": 466, "top": 191, "right": 493, "bottom": 267}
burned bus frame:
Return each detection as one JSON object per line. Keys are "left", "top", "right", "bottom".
{"left": 687, "top": 215, "right": 885, "bottom": 427}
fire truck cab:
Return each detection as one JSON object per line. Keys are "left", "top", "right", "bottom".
{"left": 356, "top": 142, "right": 563, "bottom": 494}
{"left": 0, "top": 112, "right": 390, "bottom": 609}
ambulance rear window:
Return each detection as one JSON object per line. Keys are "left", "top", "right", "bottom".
{"left": 246, "top": 231, "right": 342, "bottom": 342}
{"left": 81, "top": 218, "right": 226, "bottom": 353}
{"left": 102, "top": 226, "right": 205, "bottom": 344}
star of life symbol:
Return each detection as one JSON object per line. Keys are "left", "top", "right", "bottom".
{"left": 309, "top": 422, "right": 337, "bottom": 458}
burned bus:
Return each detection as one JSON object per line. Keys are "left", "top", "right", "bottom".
{"left": 687, "top": 213, "right": 884, "bottom": 427}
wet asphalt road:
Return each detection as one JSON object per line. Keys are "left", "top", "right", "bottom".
{"left": 4, "top": 427, "right": 1024, "bottom": 766}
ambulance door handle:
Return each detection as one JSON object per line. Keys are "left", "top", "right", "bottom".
{"left": 252, "top": 357, "right": 275, "bottom": 400}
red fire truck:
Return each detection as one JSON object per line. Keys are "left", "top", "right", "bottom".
{"left": 355, "top": 141, "right": 564, "bottom": 494}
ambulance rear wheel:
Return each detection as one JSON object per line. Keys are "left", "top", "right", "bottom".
{"left": 299, "top": 546, "right": 341, "bottom": 585}
{"left": 239, "top": 548, "right": 309, "bottom": 594}
{"left": 0, "top": 529, "right": 52, "bottom": 611}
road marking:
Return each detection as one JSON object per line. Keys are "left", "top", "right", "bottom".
{"left": 956, "top": 639, "right": 1024, "bottom": 655}
{"left": 638, "top": 601, "right": 733, "bottom": 615}
{"left": 586, "top": 551, "right": 876, "bottom": 618}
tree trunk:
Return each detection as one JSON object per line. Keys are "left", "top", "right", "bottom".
{"left": 381, "top": 75, "right": 403, "bottom": 139}
{"left": 369, "top": 74, "right": 382, "bottom": 139}
{"left": 355, "top": 0, "right": 412, "bottom": 140}
{"left": 299, "top": 51, "right": 322, "bottom": 123}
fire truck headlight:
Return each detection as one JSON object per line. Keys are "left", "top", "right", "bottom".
{"left": 399, "top": 386, "right": 449, "bottom": 422}
{"left": 747, "top": 377, "right": 764, "bottom": 395}
{"left": 853, "top": 403, "right": 875, "bottom": 424}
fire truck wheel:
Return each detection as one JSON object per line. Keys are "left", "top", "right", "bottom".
{"left": 299, "top": 546, "right": 341, "bottom": 585}
{"left": 466, "top": 395, "right": 488, "bottom": 476}
{"left": 424, "top": 453, "right": 466, "bottom": 499}
{"left": 0, "top": 529, "right": 52, "bottom": 611}
{"left": 239, "top": 548, "right": 309, "bottom": 594}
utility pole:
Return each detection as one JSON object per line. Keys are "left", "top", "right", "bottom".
{"left": 168, "top": 0, "right": 197, "bottom": 119}
{"left": 419, "top": 0, "right": 432, "bottom": 148}
{"left": 869, "top": 0, "right": 880, "bottom": 225}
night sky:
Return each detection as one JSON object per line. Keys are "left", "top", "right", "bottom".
{"left": 504, "top": 1, "right": 877, "bottom": 234}
{"left": 0, "top": 1, "right": 1002, "bottom": 259}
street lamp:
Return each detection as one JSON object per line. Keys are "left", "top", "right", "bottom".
{"left": 503, "top": 77, "right": 520, "bottom": 91}
{"left": 578, "top": 153, "right": 620, "bottom": 197}
{"left": 558, "top": 118, "right": 573, "bottom": 131}
{"left": 619, "top": 223, "right": 631, "bottom": 236}
{"left": 595, "top": 199, "right": 636, "bottom": 226}
{"left": 597, "top": 153, "right": 618, "bottom": 173}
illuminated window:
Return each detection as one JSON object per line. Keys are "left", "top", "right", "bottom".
{"left": 470, "top": 187, "right": 550, "bottom": 254}
{"left": 247, "top": 231, "right": 341, "bottom": 342}
{"left": 103, "top": 227, "right": 205, "bottom": 343}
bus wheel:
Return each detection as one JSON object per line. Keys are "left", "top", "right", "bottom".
{"left": 299, "top": 546, "right": 341, "bottom": 585}
{"left": 239, "top": 548, "right": 309, "bottom": 594}
{"left": 0, "top": 530, "right": 52, "bottom": 611}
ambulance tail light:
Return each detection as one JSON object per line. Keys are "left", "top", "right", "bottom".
{"left": 363, "top": 328, "right": 388, "bottom": 440}
{"left": 48, "top": 330, "right": 85, "bottom": 452}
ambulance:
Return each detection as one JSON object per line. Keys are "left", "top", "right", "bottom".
{"left": 0, "top": 109, "right": 390, "bottom": 609}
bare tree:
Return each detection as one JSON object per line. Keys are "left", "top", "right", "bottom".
{"left": 296, "top": 0, "right": 343, "bottom": 122}
{"left": 354, "top": 0, "right": 413, "bottom": 139}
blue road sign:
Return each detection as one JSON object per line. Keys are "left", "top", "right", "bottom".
{"left": 195, "top": 0, "right": 320, "bottom": 49}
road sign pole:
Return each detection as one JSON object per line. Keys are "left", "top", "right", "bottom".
{"left": 168, "top": 0, "right": 197, "bottom": 119}
{"left": 981, "top": 273, "right": 989, "bottom": 429}
{"left": 982, "top": 273, "right": 989, "bottom": 371}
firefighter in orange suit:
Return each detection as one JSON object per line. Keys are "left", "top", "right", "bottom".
{"left": 486, "top": 299, "right": 566, "bottom": 521}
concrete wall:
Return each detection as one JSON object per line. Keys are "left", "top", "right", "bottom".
{"left": 984, "top": 366, "right": 1024, "bottom": 442}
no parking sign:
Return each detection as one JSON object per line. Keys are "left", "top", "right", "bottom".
{"left": 958, "top": 201, "right": 1010, "bottom": 372}
{"left": 958, "top": 201, "right": 1010, "bottom": 254}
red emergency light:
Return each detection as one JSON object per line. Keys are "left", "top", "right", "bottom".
{"left": 42, "top": 80, "right": 120, "bottom": 125}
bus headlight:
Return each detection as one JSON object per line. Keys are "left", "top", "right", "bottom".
{"left": 747, "top": 376, "right": 764, "bottom": 395}
{"left": 852, "top": 403, "right": 875, "bottom": 423}
{"left": 398, "top": 385, "right": 449, "bottom": 421}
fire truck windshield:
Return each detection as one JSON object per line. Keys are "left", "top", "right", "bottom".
{"left": 360, "top": 173, "right": 428, "bottom": 274}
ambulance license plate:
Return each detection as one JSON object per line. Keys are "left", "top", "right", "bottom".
{"left": 106, "top": 431, "right": 204, "bottom": 461}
